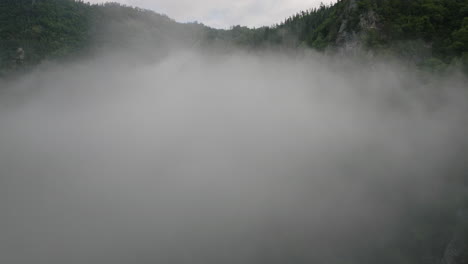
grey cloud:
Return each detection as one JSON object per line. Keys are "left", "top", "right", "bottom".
{"left": 0, "top": 46, "right": 467, "bottom": 264}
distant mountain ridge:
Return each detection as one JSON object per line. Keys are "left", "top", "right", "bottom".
{"left": 0, "top": 0, "right": 467, "bottom": 72}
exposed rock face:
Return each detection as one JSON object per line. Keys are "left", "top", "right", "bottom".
{"left": 335, "top": 0, "right": 356, "bottom": 49}
{"left": 14, "top": 47, "right": 25, "bottom": 68}
{"left": 16, "top": 48, "right": 25, "bottom": 61}
{"left": 335, "top": 0, "right": 380, "bottom": 55}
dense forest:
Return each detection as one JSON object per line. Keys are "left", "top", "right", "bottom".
{"left": 0, "top": 0, "right": 208, "bottom": 71}
{"left": 215, "top": 0, "right": 468, "bottom": 70}
{"left": 1, "top": 0, "right": 468, "bottom": 73}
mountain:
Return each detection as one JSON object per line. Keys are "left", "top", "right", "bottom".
{"left": 217, "top": 0, "right": 468, "bottom": 70}
{"left": 0, "top": 1, "right": 467, "bottom": 264}
{"left": 0, "top": 0, "right": 211, "bottom": 72}
{"left": 1, "top": 0, "right": 468, "bottom": 74}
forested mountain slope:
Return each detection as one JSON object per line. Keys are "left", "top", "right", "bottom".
{"left": 1, "top": 0, "right": 468, "bottom": 73}
{"left": 289, "top": 0, "right": 468, "bottom": 68}
{"left": 0, "top": 0, "right": 212, "bottom": 71}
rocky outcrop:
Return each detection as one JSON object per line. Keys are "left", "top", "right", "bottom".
{"left": 335, "top": 0, "right": 380, "bottom": 55}
{"left": 14, "top": 47, "right": 25, "bottom": 68}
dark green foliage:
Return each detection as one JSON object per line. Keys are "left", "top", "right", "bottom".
{"left": 224, "top": 0, "right": 467, "bottom": 72}
{"left": 0, "top": 0, "right": 208, "bottom": 72}
{"left": 267, "top": 1, "right": 349, "bottom": 48}
{"left": 371, "top": 0, "right": 468, "bottom": 65}
{"left": 0, "top": 0, "right": 91, "bottom": 70}
{"left": 1, "top": 0, "right": 467, "bottom": 74}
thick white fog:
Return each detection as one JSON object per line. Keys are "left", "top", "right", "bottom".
{"left": 0, "top": 50, "right": 467, "bottom": 264}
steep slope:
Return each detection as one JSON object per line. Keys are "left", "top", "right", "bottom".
{"left": 242, "top": 0, "right": 468, "bottom": 69}
{"left": 0, "top": 0, "right": 211, "bottom": 73}
{"left": 0, "top": 0, "right": 91, "bottom": 69}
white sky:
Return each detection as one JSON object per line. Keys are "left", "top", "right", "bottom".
{"left": 87, "top": 0, "right": 334, "bottom": 29}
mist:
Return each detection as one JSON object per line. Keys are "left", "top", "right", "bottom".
{"left": 1, "top": 48, "right": 467, "bottom": 264}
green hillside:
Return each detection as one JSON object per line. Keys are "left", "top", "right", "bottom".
{"left": 214, "top": 0, "right": 468, "bottom": 69}
{"left": 1, "top": 0, "right": 468, "bottom": 73}
{"left": 0, "top": 0, "right": 211, "bottom": 71}
{"left": 0, "top": 0, "right": 91, "bottom": 69}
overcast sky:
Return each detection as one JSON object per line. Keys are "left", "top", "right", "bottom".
{"left": 87, "top": 0, "right": 334, "bottom": 28}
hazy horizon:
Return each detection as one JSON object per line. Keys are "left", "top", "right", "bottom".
{"left": 86, "top": 0, "right": 335, "bottom": 28}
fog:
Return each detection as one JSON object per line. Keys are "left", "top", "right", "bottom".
{"left": 0, "top": 49, "right": 467, "bottom": 264}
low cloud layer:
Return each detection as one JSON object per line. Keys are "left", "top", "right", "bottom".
{"left": 0, "top": 49, "right": 467, "bottom": 264}
{"left": 87, "top": 0, "right": 332, "bottom": 28}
